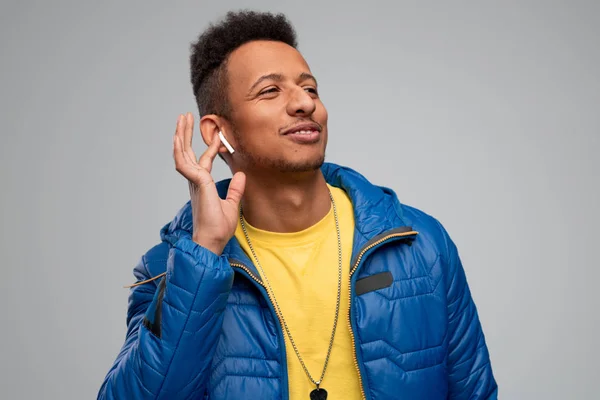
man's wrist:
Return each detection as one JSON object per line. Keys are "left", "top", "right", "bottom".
{"left": 192, "top": 235, "right": 226, "bottom": 256}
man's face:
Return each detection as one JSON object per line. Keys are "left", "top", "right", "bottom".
{"left": 224, "top": 40, "right": 328, "bottom": 173}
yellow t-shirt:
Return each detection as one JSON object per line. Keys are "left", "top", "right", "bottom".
{"left": 234, "top": 184, "right": 362, "bottom": 400}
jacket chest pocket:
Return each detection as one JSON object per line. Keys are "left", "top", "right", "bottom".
{"left": 353, "top": 258, "right": 447, "bottom": 373}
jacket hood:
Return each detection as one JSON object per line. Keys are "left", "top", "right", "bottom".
{"left": 159, "top": 162, "right": 408, "bottom": 262}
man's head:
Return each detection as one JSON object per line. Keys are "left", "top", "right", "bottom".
{"left": 189, "top": 10, "right": 328, "bottom": 174}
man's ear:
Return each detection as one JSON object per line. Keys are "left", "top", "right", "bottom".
{"left": 199, "top": 115, "right": 233, "bottom": 157}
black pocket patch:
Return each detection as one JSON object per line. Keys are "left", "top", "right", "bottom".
{"left": 355, "top": 271, "right": 393, "bottom": 295}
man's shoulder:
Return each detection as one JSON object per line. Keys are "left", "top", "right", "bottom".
{"left": 323, "top": 161, "right": 454, "bottom": 254}
{"left": 396, "top": 202, "right": 454, "bottom": 257}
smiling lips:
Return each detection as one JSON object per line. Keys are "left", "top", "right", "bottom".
{"left": 285, "top": 130, "right": 320, "bottom": 143}
{"left": 282, "top": 123, "right": 322, "bottom": 144}
{"left": 282, "top": 122, "right": 321, "bottom": 135}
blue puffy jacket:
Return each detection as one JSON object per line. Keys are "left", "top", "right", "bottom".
{"left": 98, "top": 162, "right": 498, "bottom": 399}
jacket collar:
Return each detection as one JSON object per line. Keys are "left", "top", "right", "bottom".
{"left": 160, "top": 162, "right": 409, "bottom": 272}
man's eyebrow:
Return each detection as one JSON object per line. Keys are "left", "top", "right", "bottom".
{"left": 247, "top": 72, "right": 318, "bottom": 95}
{"left": 299, "top": 72, "right": 318, "bottom": 86}
{"left": 247, "top": 73, "right": 283, "bottom": 95}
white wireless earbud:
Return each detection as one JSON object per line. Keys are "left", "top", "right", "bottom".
{"left": 218, "top": 131, "right": 235, "bottom": 154}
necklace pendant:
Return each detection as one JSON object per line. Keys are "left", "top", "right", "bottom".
{"left": 310, "top": 388, "right": 327, "bottom": 400}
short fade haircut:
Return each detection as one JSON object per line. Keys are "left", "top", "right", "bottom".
{"left": 189, "top": 10, "right": 298, "bottom": 119}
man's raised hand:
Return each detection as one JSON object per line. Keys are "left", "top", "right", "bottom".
{"left": 173, "top": 112, "right": 246, "bottom": 255}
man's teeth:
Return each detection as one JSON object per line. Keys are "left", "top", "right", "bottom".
{"left": 292, "top": 130, "right": 314, "bottom": 135}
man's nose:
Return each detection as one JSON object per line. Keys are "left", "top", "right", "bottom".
{"left": 286, "top": 87, "right": 316, "bottom": 116}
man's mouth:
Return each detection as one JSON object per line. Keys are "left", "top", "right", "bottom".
{"left": 284, "top": 130, "right": 321, "bottom": 143}
{"left": 282, "top": 122, "right": 322, "bottom": 135}
{"left": 288, "top": 129, "right": 319, "bottom": 135}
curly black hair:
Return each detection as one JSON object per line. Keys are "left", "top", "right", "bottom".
{"left": 189, "top": 10, "right": 298, "bottom": 119}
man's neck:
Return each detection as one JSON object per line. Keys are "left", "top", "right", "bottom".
{"left": 238, "top": 169, "right": 331, "bottom": 233}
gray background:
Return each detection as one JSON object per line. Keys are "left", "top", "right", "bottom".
{"left": 1, "top": 1, "right": 598, "bottom": 399}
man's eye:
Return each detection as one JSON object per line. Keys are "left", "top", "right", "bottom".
{"left": 305, "top": 87, "right": 318, "bottom": 95}
{"left": 260, "top": 88, "right": 278, "bottom": 95}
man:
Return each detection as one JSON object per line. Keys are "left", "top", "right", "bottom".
{"left": 98, "top": 10, "right": 497, "bottom": 400}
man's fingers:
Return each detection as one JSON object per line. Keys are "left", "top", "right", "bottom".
{"left": 173, "top": 134, "right": 191, "bottom": 175}
{"left": 173, "top": 114, "right": 183, "bottom": 151}
{"left": 225, "top": 171, "right": 246, "bottom": 207}
{"left": 183, "top": 112, "right": 193, "bottom": 151}
{"left": 183, "top": 113, "right": 199, "bottom": 164}
{"left": 173, "top": 115, "right": 185, "bottom": 164}
{"left": 175, "top": 135, "right": 215, "bottom": 186}
{"left": 198, "top": 133, "right": 222, "bottom": 172}
{"left": 172, "top": 113, "right": 198, "bottom": 165}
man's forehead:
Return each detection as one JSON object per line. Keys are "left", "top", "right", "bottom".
{"left": 227, "top": 40, "right": 310, "bottom": 85}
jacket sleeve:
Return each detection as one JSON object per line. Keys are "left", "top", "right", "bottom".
{"left": 98, "top": 236, "right": 234, "bottom": 399}
{"left": 438, "top": 222, "right": 498, "bottom": 399}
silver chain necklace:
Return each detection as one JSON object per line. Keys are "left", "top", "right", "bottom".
{"left": 239, "top": 189, "right": 342, "bottom": 400}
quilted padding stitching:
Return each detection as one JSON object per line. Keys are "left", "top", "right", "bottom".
{"left": 164, "top": 288, "right": 230, "bottom": 317}
{"left": 451, "top": 339, "right": 486, "bottom": 371}
{"left": 212, "top": 374, "right": 280, "bottom": 394}
{"left": 162, "top": 299, "right": 188, "bottom": 317}
{"left": 167, "top": 275, "right": 195, "bottom": 296}
{"left": 138, "top": 347, "right": 166, "bottom": 377}
{"left": 361, "top": 339, "right": 444, "bottom": 372}
{"left": 211, "top": 355, "right": 279, "bottom": 376}
{"left": 174, "top": 361, "right": 211, "bottom": 397}
{"left": 453, "top": 360, "right": 491, "bottom": 386}
{"left": 183, "top": 308, "right": 225, "bottom": 335}
{"left": 363, "top": 356, "right": 443, "bottom": 374}
{"left": 362, "top": 338, "right": 444, "bottom": 356}
{"left": 447, "top": 278, "right": 472, "bottom": 313}
{"left": 224, "top": 301, "right": 265, "bottom": 308}
{"left": 448, "top": 289, "right": 476, "bottom": 325}
{"left": 426, "top": 253, "right": 441, "bottom": 291}
{"left": 371, "top": 273, "right": 443, "bottom": 301}
{"left": 392, "top": 274, "right": 429, "bottom": 283}
{"left": 372, "top": 290, "right": 433, "bottom": 302}
{"left": 129, "top": 360, "right": 157, "bottom": 397}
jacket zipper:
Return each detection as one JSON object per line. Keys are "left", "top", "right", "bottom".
{"left": 229, "top": 263, "right": 264, "bottom": 287}
{"left": 229, "top": 262, "right": 290, "bottom": 400}
{"left": 347, "top": 230, "right": 419, "bottom": 400}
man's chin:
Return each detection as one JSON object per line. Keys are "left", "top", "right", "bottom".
{"left": 236, "top": 147, "right": 325, "bottom": 174}
{"left": 275, "top": 155, "right": 325, "bottom": 173}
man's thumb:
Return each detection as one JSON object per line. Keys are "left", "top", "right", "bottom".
{"left": 226, "top": 171, "right": 246, "bottom": 207}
